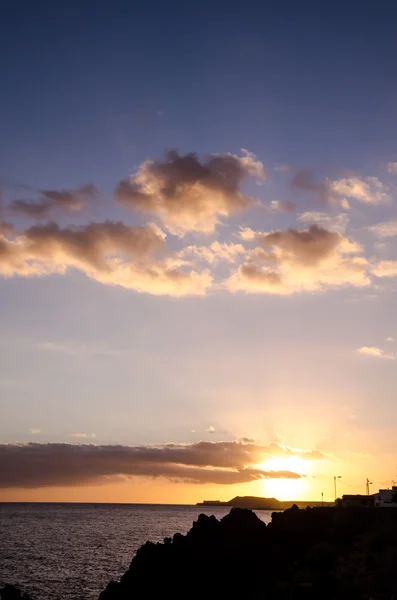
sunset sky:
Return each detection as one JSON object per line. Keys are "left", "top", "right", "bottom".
{"left": 1, "top": 1, "right": 397, "bottom": 504}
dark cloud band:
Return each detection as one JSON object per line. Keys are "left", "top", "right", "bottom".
{"left": 0, "top": 441, "right": 322, "bottom": 488}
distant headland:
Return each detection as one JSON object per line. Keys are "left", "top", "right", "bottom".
{"left": 196, "top": 495, "right": 334, "bottom": 510}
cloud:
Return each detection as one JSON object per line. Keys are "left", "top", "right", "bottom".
{"left": 386, "top": 337, "right": 395, "bottom": 343}
{"left": 228, "top": 225, "right": 369, "bottom": 294}
{"left": 298, "top": 211, "right": 350, "bottom": 234}
{"left": 238, "top": 227, "right": 262, "bottom": 241}
{"left": 330, "top": 176, "right": 390, "bottom": 205}
{"left": 68, "top": 433, "right": 96, "bottom": 439}
{"left": 10, "top": 184, "right": 98, "bottom": 220}
{"left": 178, "top": 241, "right": 246, "bottom": 265}
{"left": 23, "top": 221, "right": 166, "bottom": 269}
{"left": 387, "top": 162, "right": 397, "bottom": 174}
{"left": 368, "top": 220, "right": 397, "bottom": 239}
{"left": 0, "top": 441, "right": 323, "bottom": 488}
{"left": 0, "top": 221, "right": 211, "bottom": 296}
{"left": 290, "top": 169, "right": 329, "bottom": 204}
{"left": 372, "top": 261, "right": 397, "bottom": 278}
{"left": 115, "top": 149, "right": 265, "bottom": 235}
{"left": 358, "top": 346, "right": 395, "bottom": 360}
{"left": 291, "top": 172, "right": 391, "bottom": 207}
{"left": 91, "top": 260, "right": 212, "bottom": 296}
{"left": 205, "top": 426, "right": 215, "bottom": 433}
{"left": 273, "top": 164, "right": 292, "bottom": 173}
{"left": 228, "top": 264, "right": 285, "bottom": 294}
{"left": 267, "top": 200, "right": 297, "bottom": 213}
{"left": 0, "top": 221, "right": 13, "bottom": 235}
{"left": 29, "top": 429, "right": 41, "bottom": 435}
{"left": 258, "top": 225, "right": 360, "bottom": 266}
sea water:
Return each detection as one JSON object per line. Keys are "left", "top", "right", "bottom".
{"left": 0, "top": 503, "right": 272, "bottom": 600}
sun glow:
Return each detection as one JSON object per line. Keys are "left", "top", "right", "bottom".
{"left": 259, "top": 455, "right": 311, "bottom": 476}
{"left": 262, "top": 477, "right": 308, "bottom": 501}
{"left": 257, "top": 455, "right": 312, "bottom": 501}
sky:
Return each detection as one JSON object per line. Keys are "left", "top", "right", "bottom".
{"left": 1, "top": 0, "right": 397, "bottom": 504}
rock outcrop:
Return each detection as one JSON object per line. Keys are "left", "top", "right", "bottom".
{"left": 98, "top": 506, "right": 397, "bottom": 600}
{"left": 0, "top": 585, "right": 32, "bottom": 600}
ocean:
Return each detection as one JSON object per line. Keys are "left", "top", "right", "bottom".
{"left": 0, "top": 503, "right": 272, "bottom": 600}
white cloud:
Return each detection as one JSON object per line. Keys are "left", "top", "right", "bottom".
{"left": 178, "top": 241, "right": 246, "bottom": 265}
{"left": 273, "top": 164, "right": 292, "bottom": 172}
{"left": 68, "top": 433, "right": 96, "bottom": 439}
{"left": 205, "top": 426, "right": 215, "bottom": 433}
{"left": 29, "top": 429, "right": 41, "bottom": 435}
{"left": 267, "top": 200, "right": 296, "bottom": 213}
{"left": 330, "top": 176, "right": 390, "bottom": 205}
{"left": 298, "top": 211, "right": 350, "bottom": 234}
{"left": 387, "top": 162, "right": 397, "bottom": 174}
{"left": 386, "top": 337, "right": 395, "bottom": 342}
{"left": 357, "top": 346, "right": 395, "bottom": 360}
{"left": 368, "top": 220, "right": 397, "bottom": 239}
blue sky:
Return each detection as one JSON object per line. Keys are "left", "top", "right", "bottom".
{"left": 1, "top": 0, "right": 397, "bottom": 502}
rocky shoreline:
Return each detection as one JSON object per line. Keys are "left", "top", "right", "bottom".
{"left": 3, "top": 505, "right": 397, "bottom": 599}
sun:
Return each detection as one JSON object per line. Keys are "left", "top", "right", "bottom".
{"left": 256, "top": 455, "right": 311, "bottom": 501}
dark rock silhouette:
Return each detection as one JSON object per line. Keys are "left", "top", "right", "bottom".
{"left": 0, "top": 585, "right": 32, "bottom": 600}
{"left": 98, "top": 506, "right": 397, "bottom": 600}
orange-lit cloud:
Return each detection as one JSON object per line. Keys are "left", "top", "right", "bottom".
{"left": 116, "top": 149, "right": 265, "bottom": 235}
{"left": 0, "top": 441, "right": 324, "bottom": 488}
{"left": 357, "top": 346, "right": 395, "bottom": 360}
{"left": 0, "top": 150, "right": 396, "bottom": 298}
{"left": 178, "top": 241, "right": 246, "bottom": 265}
{"left": 330, "top": 176, "right": 390, "bottom": 205}
{"left": 228, "top": 225, "right": 369, "bottom": 294}
{"left": 372, "top": 260, "right": 397, "bottom": 278}
{"left": 0, "top": 221, "right": 211, "bottom": 296}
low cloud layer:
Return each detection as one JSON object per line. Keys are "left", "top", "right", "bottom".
{"left": 116, "top": 149, "right": 265, "bottom": 235}
{"left": 0, "top": 441, "right": 323, "bottom": 488}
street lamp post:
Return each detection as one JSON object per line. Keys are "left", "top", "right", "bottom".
{"left": 334, "top": 475, "right": 342, "bottom": 501}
